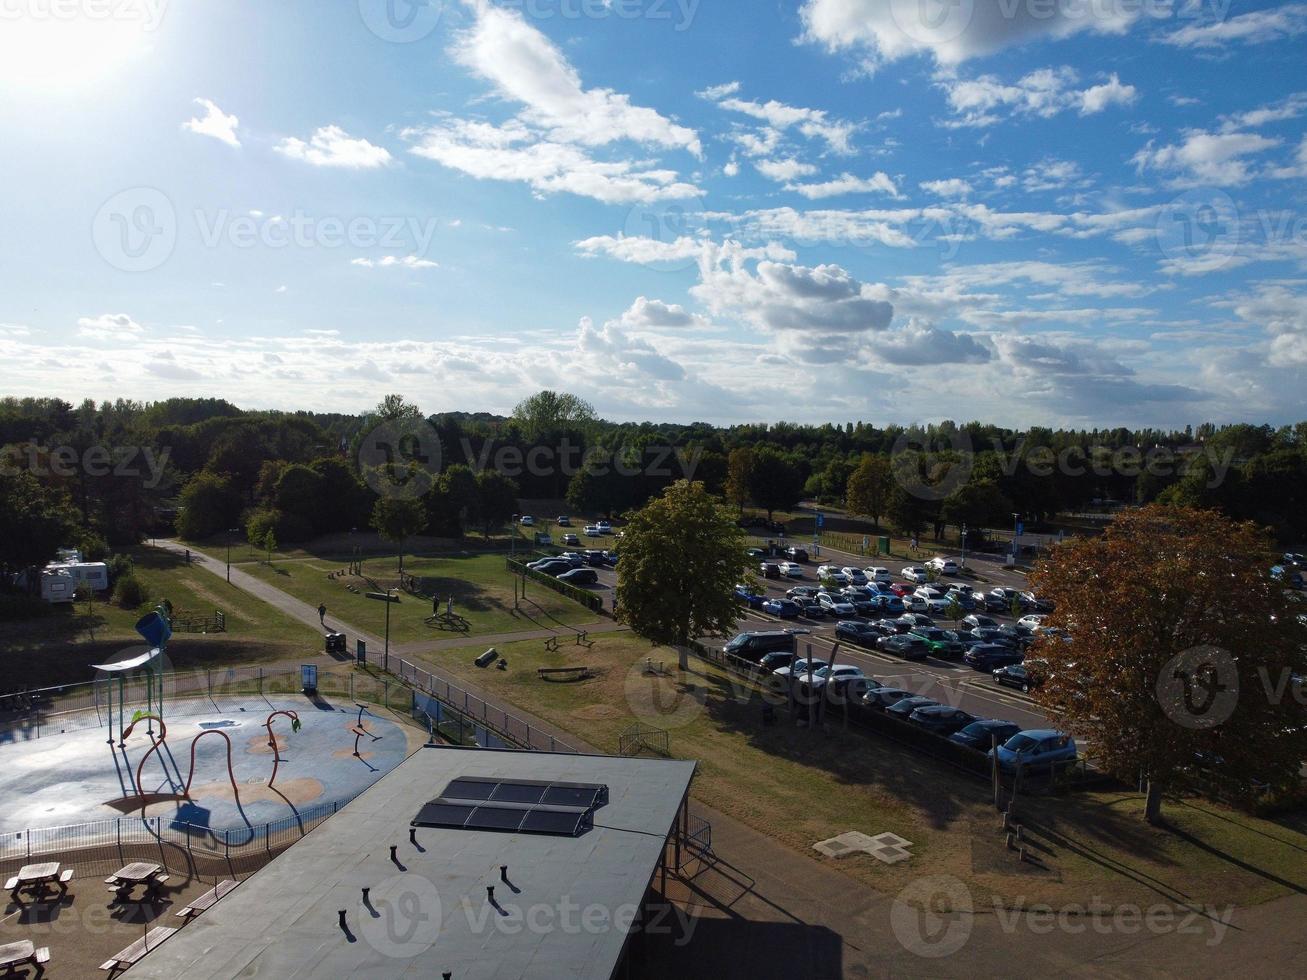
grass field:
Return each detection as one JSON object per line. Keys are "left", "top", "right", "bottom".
{"left": 0, "top": 547, "right": 321, "bottom": 689}
{"left": 408, "top": 632, "right": 1307, "bottom": 912}
{"left": 239, "top": 551, "right": 603, "bottom": 646}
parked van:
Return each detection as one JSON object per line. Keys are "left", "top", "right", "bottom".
{"left": 46, "top": 561, "right": 110, "bottom": 593}
{"left": 723, "top": 630, "right": 808, "bottom": 662}
{"left": 40, "top": 569, "right": 76, "bottom": 603}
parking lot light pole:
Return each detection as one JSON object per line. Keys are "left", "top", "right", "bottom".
{"left": 1011, "top": 513, "right": 1021, "bottom": 560}
{"left": 226, "top": 528, "right": 239, "bottom": 583}
{"left": 960, "top": 524, "right": 968, "bottom": 569}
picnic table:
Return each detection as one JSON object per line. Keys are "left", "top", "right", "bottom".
{"left": 0, "top": 940, "right": 49, "bottom": 977}
{"left": 104, "top": 863, "right": 170, "bottom": 901}
{"left": 100, "top": 927, "right": 175, "bottom": 975}
{"left": 5, "top": 862, "right": 73, "bottom": 902}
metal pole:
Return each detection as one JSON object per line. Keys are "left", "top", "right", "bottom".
{"left": 384, "top": 591, "right": 392, "bottom": 673}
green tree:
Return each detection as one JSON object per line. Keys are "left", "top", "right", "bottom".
{"left": 370, "top": 497, "right": 427, "bottom": 571}
{"left": 747, "top": 446, "right": 803, "bottom": 521}
{"left": 845, "top": 454, "right": 892, "bottom": 529}
{"left": 885, "top": 483, "right": 929, "bottom": 536}
{"left": 723, "top": 447, "right": 755, "bottom": 514}
{"left": 275, "top": 464, "right": 326, "bottom": 529}
{"left": 1030, "top": 505, "right": 1307, "bottom": 824}
{"left": 373, "top": 394, "right": 423, "bottom": 421}
{"left": 175, "top": 471, "right": 241, "bottom": 540}
{"left": 472, "top": 469, "right": 519, "bottom": 538}
{"left": 0, "top": 471, "right": 80, "bottom": 586}
{"left": 511, "top": 390, "right": 596, "bottom": 442}
{"left": 616, "top": 480, "right": 752, "bottom": 663}
{"left": 940, "top": 479, "right": 1013, "bottom": 531}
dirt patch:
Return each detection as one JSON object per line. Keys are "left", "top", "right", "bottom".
{"left": 573, "top": 704, "right": 622, "bottom": 720}
{"left": 166, "top": 776, "right": 326, "bottom": 808}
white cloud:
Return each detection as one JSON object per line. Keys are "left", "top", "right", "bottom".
{"left": 938, "top": 67, "right": 1137, "bottom": 127}
{"left": 77, "top": 313, "right": 144, "bottom": 341}
{"left": 714, "top": 95, "right": 857, "bottom": 154}
{"left": 351, "top": 255, "right": 439, "bottom": 270}
{"left": 452, "top": 1, "right": 700, "bottom": 156}
{"left": 182, "top": 98, "right": 240, "bottom": 148}
{"left": 755, "top": 158, "right": 819, "bottom": 182}
{"left": 800, "top": 0, "right": 1141, "bottom": 71}
{"left": 869, "top": 319, "right": 991, "bottom": 366}
{"left": 617, "top": 296, "right": 711, "bottom": 331}
{"left": 789, "top": 172, "right": 901, "bottom": 199}
{"left": 1133, "top": 129, "right": 1281, "bottom": 185}
{"left": 723, "top": 160, "right": 741, "bottom": 177}
{"left": 276, "top": 125, "right": 392, "bottom": 168}
{"left": 920, "top": 178, "right": 972, "bottom": 197}
{"left": 1218, "top": 92, "right": 1307, "bottom": 132}
{"left": 1162, "top": 3, "right": 1307, "bottom": 49}
{"left": 1269, "top": 135, "right": 1307, "bottom": 179}
{"left": 697, "top": 81, "right": 741, "bottom": 100}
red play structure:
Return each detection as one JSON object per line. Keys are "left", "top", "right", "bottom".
{"left": 264, "top": 710, "right": 300, "bottom": 789}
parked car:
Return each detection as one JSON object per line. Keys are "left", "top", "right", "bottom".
{"left": 758, "top": 651, "right": 796, "bottom": 673}
{"left": 584, "top": 524, "right": 603, "bottom": 537}
{"left": 835, "top": 619, "right": 882, "bottom": 647}
{"left": 803, "top": 664, "right": 865, "bottom": 691}
{"left": 988, "top": 587, "right": 1025, "bottom": 611}
{"left": 561, "top": 533, "right": 580, "bottom": 546}
{"left": 724, "top": 630, "right": 799, "bottom": 662}
{"left": 558, "top": 568, "right": 598, "bottom": 586}
{"left": 926, "top": 557, "right": 960, "bottom": 575}
{"left": 787, "top": 585, "right": 818, "bottom": 599}
{"left": 909, "top": 705, "right": 976, "bottom": 736}
{"left": 556, "top": 516, "right": 571, "bottom": 527}
{"left": 898, "top": 613, "right": 935, "bottom": 630}
{"left": 596, "top": 520, "right": 612, "bottom": 534}
{"left": 1021, "top": 592, "right": 1054, "bottom": 612}
{"left": 761, "top": 562, "right": 782, "bottom": 579}
{"left": 964, "top": 644, "right": 1023, "bottom": 671}
{"left": 772, "top": 657, "right": 828, "bottom": 681}
{"left": 778, "top": 561, "right": 804, "bottom": 578}
{"left": 865, "top": 566, "right": 893, "bottom": 584}
{"left": 817, "top": 565, "right": 849, "bottom": 586}
{"left": 582, "top": 549, "right": 607, "bottom": 566}
{"left": 734, "top": 585, "right": 766, "bottom": 609}
{"left": 889, "top": 582, "right": 915, "bottom": 596}
{"left": 519, "top": 515, "right": 535, "bottom": 526}
{"left": 944, "top": 589, "right": 976, "bottom": 612}
{"left": 878, "top": 634, "right": 929, "bottom": 660}
{"left": 1018, "top": 614, "right": 1047, "bottom": 630}
{"left": 967, "top": 627, "right": 1017, "bottom": 647}
{"left": 877, "top": 617, "right": 910, "bottom": 635}
{"left": 532, "top": 561, "right": 573, "bottom": 577}
{"left": 817, "top": 592, "right": 856, "bottom": 616}
{"left": 915, "top": 586, "right": 947, "bottom": 602}
{"left": 886, "top": 695, "right": 939, "bottom": 720}
{"left": 983, "top": 591, "right": 1014, "bottom": 613}
{"left": 841, "top": 566, "right": 869, "bottom": 585}
{"left": 870, "top": 594, "right": 906, "bottom": 615}
{"left": 786, "top": 547, "right": 809, "bottom": 562}
{"left": 746, "top": 547, "right": 767, "bottom": 561}
{"left": 950, "top": 719, "right": 1023, "bottom": 751}
{"left": 991, "top": 730, "right": 1077, "bottom": 772}
{"left": 902, "top": 594, "right": 929, "bottom": 613}
{"left": 962, "top": 614, "right": 999, "bottom": 630}
{"left": 798, "top": 599, "right": 825, "bottom": 619}
{"left": 900, "top": 565, "right": 928, "bottom": 584}
{"left": 861, "top": 686, "right": 915, "bottom": 711}
{"left": 993, "top": 663, "right": 1037, "bottom": 693}
{"left": 911, "top": 627, "right": 964, "bottom": 659}
{"left": 762, "top": 598, "right": 802, "bottom": 619}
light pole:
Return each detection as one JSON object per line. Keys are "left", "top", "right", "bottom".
{"left": 1010, "top": 513, "right": 1021, "bottom": 561}
{"left": 226, "top": 528, "right": 239, "bottom": 583}
{"left": 960, "top": 523, "right": 968, "bottom": 569}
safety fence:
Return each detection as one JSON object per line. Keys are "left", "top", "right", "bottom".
{"left": 505, "top": 558, "right": 605, "bottom": 613}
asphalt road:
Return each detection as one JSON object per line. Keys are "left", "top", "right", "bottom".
{"left": 554, "top": 530, "right": 1053, "bottom": 732}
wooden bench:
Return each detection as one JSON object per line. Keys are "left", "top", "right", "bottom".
{"left": 0, "top": 941, "right": 48, "bottom": 977}
{"left": 100, "top": 927, "right": 176, "bottom": 974}
{"left": 537, "top": 666, "right": 593, "bottom": 681}
{"left": 176, "top": 880, "right": 238, "bottom": 920}
{"left": 105, "top": 874, "right": 170, "bottom": 898}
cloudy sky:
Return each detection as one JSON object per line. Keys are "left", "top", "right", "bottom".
{"left": 1, "top": 0, "right": 1305, "bottom": 428}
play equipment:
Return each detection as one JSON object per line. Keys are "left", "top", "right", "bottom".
{"left": 351, "top": 705, "right": 383, "bottom": 758}
{"left": 94, "top": 604, "right": 172, "bottom": 745}
{"left": 120, "top": 713, "right": 170, "bottom": 817}
{"left": 182, "top": 730, "right": 242, "bottom": 808}
{"left": 264, "top": 710, "right": 301, "bottom": 789}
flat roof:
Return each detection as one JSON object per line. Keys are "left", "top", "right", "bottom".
{"left": 131, "top": 745, "right": 697, "bottom": 980}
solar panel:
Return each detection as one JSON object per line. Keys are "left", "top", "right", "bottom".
{"left": 414, "top": 778, "right": 609, "bottom": 837}
{"left": 443, "top": 777, "right": 498, "bottom": 801}
{"left": 413, "top": 800, "right": 477, "bottom": 828}
{"left": 540, "top": 783, "right": 606, "bottom": 808}
{"left": 491, "top": 782, "right": 547, "bottom": 805}
{"left": 522, "top": 805, "right": 592, "bottom": 836}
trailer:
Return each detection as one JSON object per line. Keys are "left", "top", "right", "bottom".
{"left": 42, "top": 561, "right": 110, "bottom": 596}
{"left": 40, "top": 569, "right": 76, "bottom": 604}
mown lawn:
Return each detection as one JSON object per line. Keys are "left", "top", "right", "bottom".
{"left": 239, "top": 551, "right": 603, "bottom": 645}
{"left": 410, "top": 632, "right": 1307, "bottom": 912}
{"left": 0, "top": 547, "right": 321, "bottom": 688}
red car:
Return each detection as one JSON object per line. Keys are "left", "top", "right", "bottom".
{"left": 889, "top": 582, "right": 914, "bottom": 597}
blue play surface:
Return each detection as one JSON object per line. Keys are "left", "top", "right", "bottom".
{"left": 0, "top": 694, "right": 412, "bottom": 832}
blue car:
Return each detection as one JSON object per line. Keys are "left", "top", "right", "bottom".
{"left": 762, "top": 598, "right": 802, "bottom": 619}
{"left": 872, "top": 594, "right": 905, "bottom": 615}
{"left": 735, "top": 585, "right": 765, "bottom": 609}
{"left": 990, "top": 730, "right": 1077, "bottom": 772}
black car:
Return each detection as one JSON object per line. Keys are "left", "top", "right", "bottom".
{"left": 993, "top": 663, "right": 1037, "bottom": 692}
{"left": 878, "top": 617, "right": 911, "bottom": 634}
{"left": 758, "top": 651, "right": 796, "bottom": 672}
{"left": 786, "top": 547, "right": 809, "bottom": 562}
{"left": 886, "top": 695, "right": 938, "bottom": 720}
{"left": 798, "top": 600, "right": 825, "bottom": 619}
{"left": 964, "top": 644, "right": 1024, "bottom": 671}
{"left": 967, "top": 627, "right": 1017, "bottom": 647}
{"left": 908, "top": 705, "right": 976, "bottom": 735}
{"left": 962, "top": 614, "right": 999, "bottom": 631}
{"left": 557, "top": 568, "right": 598, "bottom": 586}
{"left": 878, "top": 635, "right": 930, "bottom": 660}
{"left": 582, "top": 550, "right": 607, "bottom": 566}
{"left": 835, "top": 620, "right": 881, "bottom": 647}
{"left": 761, "top": 562, "right": 781, "bottom": 579}
{"left": 950, "top": 719, "right": 1022, "bottom": 750}
{"left": 531, "top": 560, "right": 573, "bottom": 576}
{"left": 983, "top": 592, "right": 1012, "bottom": 613}
{"left": 787, "top": 585, "right": 818, "bottom": 600}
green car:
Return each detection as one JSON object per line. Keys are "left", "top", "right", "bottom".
{"left": 910, "top": 627, "right": 964, "bottom": 659}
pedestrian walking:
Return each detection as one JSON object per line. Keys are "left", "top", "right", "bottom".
{"left": 318, "top": 602, "right": 327, "bottom": 626}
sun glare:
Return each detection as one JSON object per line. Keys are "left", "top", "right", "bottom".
{"left": 0, "top": 15, "right": 150, "bottom": 93}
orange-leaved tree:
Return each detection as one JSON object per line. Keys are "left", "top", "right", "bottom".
{"left": 1029, "top": 504, "right": 1306, "bottom": 824}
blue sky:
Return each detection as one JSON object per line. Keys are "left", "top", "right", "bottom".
{"left": 1, "top": 0, "right": 1305, "bottom": 428}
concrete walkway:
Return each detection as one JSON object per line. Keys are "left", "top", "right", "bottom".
{"left": 154, "top": 541, "right": 1307, "bottom": 978}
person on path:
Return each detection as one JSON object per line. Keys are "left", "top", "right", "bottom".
{"left": 318, "top": 603, "right": 327, "bottom": 627}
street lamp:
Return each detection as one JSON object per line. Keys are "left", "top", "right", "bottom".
{"left": 226, "top": 528, "right": 239, "bottom": 583}
{"left": 960, "top": 523, "right": 968, "bottom": 568}
{"left": 1011, "top": 513, "right": 1021, "bottom": 561}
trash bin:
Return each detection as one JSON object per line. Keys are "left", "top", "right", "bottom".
{"left": 325, "top": 632, "right": 346, "bottom": 655}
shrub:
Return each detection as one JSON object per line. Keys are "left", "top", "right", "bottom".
{"left": 0, "top": 593, "right": 53, "bottom": 622}
{"left": 113, "top": 574, "right": 146, "bottom": 609}
{"left": 80, "top": 533, "right": 111, "bottom": 562}
{"left": 107, "top": 553, "right": 134, "bottom": 584}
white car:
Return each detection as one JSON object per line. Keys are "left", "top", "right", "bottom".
{"left": 817, "top": 592, "right": 857, "bottom": 617}
{"left": 773, "top": 657, "right": 828, "bottom": 680}
{"left": 779, "top": 561, "right": 803, "bottom": 578}
{"left": 1019, "top": 614, "right": 1048, "bottom": 630}
{"left": 915, "top": 586, "right": 946, "bottom": 602}
{"left": 841, "top": 566, "right": 868, "bottom": 585}
{"left": 583, "top": 524, "right": 603, "bottom": 537}
{"left": 519, "top": 515, "right": 535, "bottom": 526}
{"left": 802, "top": 664, "right": 866, "bottom": 691}
{"left": 596, "top": 520, "right": 613, "bottom": 533}
{"left": 900, "top": 565, "right": 928, "bottom": 584}
{"left": 927, "top": 557, "right": 960, "bottom": 575}
{"left": 902, "top": 594, "right": 929, "bottom": 613}
{"left": 864, "top": 566, "right": 893, "bottom": 584}
{"left": 817, "top": 565, "right": 849, "bottom": 586}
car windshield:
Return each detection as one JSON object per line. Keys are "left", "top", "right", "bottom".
{"left": 1004, "top": 734, "right": 1041, "bottom": 752}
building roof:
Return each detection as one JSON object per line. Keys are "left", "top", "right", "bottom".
{"left": 131, "top": 745, "right": 697, "bottom": 980}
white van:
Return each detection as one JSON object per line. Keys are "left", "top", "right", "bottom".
{"left": 40, "top": 569, "right": 76, "bottom": 603}
{"left": 45, "top": 561, "right": 110, "bottom": 594}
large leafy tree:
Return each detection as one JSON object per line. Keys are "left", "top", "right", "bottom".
{"left": 940, "top": 478, "right": 1013, "bottom": 531}
{"left": 616, "top": 480, "right": 752, "bottom": 658}
{"left": 1029, "top": 504, "right": 1307, "bottom": 823}
{"left": 472, "top": 469, "right": 519, "bottom": 538}
{"left": 747, "top": 446, "right": 804, "bottom": 521}
{"left": 723, "top": 447, "right": 755, "bottom": 514}
{"left": 510, "top": 390, "right": 596, "bottom": 442}
{"left": 370, "top": 497, "right": 427, "bottom": 571}
{"left": 845, "top": 453, "right": 892, "bottom": 529}
{"left": 0, "top": 471, "right": 80, "bottom": 585}
{"left": 175, "top": 471, "right": 241, "bottom": 540}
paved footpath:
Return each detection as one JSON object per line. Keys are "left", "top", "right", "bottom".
{"left": 155, "top": 541, "right": 1306, "bottom": 978}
